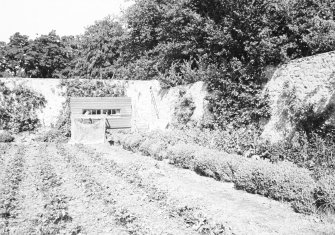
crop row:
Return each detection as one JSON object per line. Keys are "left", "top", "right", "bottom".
{"left": 56, "top": 144, "right": 150, "bottom": 234}
{"left": 111, "top": 131, "right": 335, "bottom": 215}
{"left": 0, "top": 146, "right": 25, "bottom": 233}
{"left": 76, "top": 144, "right": 233, "bottom": 234}
{"left": 33, "top": 144, "right": 73, "bottom": 234}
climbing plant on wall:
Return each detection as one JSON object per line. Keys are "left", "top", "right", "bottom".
{"left": 0, "top": 82, "right": 46, "bottom": 132}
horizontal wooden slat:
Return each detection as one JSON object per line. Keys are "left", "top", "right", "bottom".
{"left": 107, "top": 118, "right": 131, "bottom": 128}
{"left": 70, "top": 97, "right": 131, "bottom": 100}
{"left": 71, "top": 105, "right": 131, "bottom": 109}
{"left": 70, "top": 97, "right": 132, "bottom": 129}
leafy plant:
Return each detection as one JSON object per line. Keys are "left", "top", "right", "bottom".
{"left": 172, "top": 90, "right": 196, "bottom": 128}
{"left": 315, "top": 175, "right": 335, "bottom": 214}
{"left": 0, "top": 82, "right": 46, "bottom": 133}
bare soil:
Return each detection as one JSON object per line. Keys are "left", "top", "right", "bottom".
{"left": 0, "top": 142, "right": 334, "bottom": 234}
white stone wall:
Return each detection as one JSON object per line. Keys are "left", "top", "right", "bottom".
{"left": 0, "top": 78, "right": 208, "bottom": 130}
{"left": 261, "top": 51, "right": 335, "bottom": 143}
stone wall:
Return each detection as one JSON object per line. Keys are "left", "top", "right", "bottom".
{"left": 261, "top": 51, "right": 335, "bottom": 143}
{"left": 0, "top": 78, "right": 208, "bottom": 130}
{"left": 1, "top": 78, "right": 66, "bottom": 128}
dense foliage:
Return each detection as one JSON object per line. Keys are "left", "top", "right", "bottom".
{"left": 0, "top": 82, "right": 46, "bottom": 133}
{"left": 171, "top": 90, "right": 196, "bottom": 128}
{"left": 117, "top": 0, "right": 335, "bottom": 127}
{"left": 0, "top": 32, "right": 71, "bottom": 78}
{"left": 69, "top": 17, "right": 125, "bottom": 79}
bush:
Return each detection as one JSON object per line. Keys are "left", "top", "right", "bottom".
{"left": 0, "top": 131, "right": 14, "bottom": 143}
{"left": 110, "top": 130, "right": 131, "bottom": 145}
{"left": 193, "top": 149, "right": 244, "bottom": 182}
{"left": 0, "top": 82, "right": 46, "bottom": 133}
{"left": 234, "top": 160, "right": 316, "bottom": 214}
{"left": 146, "top": 141, "right": 167, "bottom": 160}
{"left": 166, "top": 143, "right": 199, "bottom": 169}
{"left": 315, "top": 175, "right": 335, "bottom": 214}
{"left": 139, "top": 138, "right": 157, "bottom": 156}
{"left": 123, "top": 134, "right": 145, "bottom": 151}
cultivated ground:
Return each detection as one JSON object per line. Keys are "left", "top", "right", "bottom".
{"left": 0, "top": 142, "right": 334, "bottom": 235}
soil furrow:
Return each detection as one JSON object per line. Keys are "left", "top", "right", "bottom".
{"left": 86, "top": 144, "right": 335, "bottom": 235}
{"left": 6, "top": 144, "right": 44, "bottom": 234}
{"left": 74, "top": 144, "right": 232, "bottom": 234}
{"left": 24, "top": 143, "right": 74, "bottom": 234}
{"left": 46, "top": 143, "right": 128, "bottom": 234}
{"left": 57, "top": 143, "right": 196, "bottom": 235}
{"left": 56, "top": 143, "right": 145, "bottom": 234}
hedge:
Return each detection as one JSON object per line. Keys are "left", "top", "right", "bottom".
{"left": 110, "top": 131, "right": 335, "bottom": 215}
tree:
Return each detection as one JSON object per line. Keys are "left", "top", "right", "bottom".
{"left": 0, "top": 33, "right": 30, "bottom": 76}
{"left": 24, "top": 31, "right": 70, "bottom": 78}
{"left": 71, "top": 16, "right": 125, "bottom": 79}
{"left": 119, "top": 0, "right": 211, "bottom": 81}
{"left": 120, "top": 0, "right": 335, "bottom": 127}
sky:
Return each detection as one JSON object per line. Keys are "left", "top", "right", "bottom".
{"left": 0, "top": 0, "right": 134, "bottom": 42}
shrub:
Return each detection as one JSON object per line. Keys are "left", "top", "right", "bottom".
{"left": 139, "top": 138, "right": 157, "bottom": 156}
{"left": 0, "top": 82, "right": 46, "bottom": 133}
{"left": 112, "top": 131, "right": 131, "bottom": 145}
{"left": 166, "top": 143, "right": 199, "bottom": 169}
{"left": 315, "top": 175, "right": 335, "bottom": 214}
{"left": 0, "top": 131, "right": 14, "bottom": 143}
{"left": 146, "top": 141, "right": 167, "bottom": 160}
{"left": 193, "top": 149, "right": 244, "bottom": 182}
{"left": 124, "top": 134, "right": 145, "bottom": 151}
{"left": 234, "top": 160, "right": 316, "bottom": 214}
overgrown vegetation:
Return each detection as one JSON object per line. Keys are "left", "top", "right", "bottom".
{"left": 0, "top": 82, "right": 46, "bottom": 133}
{"left": 171, "top": 90, "right": 196, "bottom": 128}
